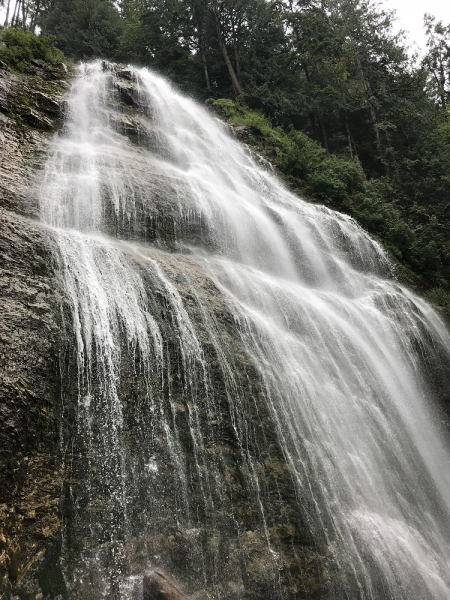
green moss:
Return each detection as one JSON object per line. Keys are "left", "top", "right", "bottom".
{"left": 16, "top": 93, "right": 30, "bottom": 106}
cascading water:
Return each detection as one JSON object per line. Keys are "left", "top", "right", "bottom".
{"left": 38, "top": 61, "right": 450, "bottom": 599}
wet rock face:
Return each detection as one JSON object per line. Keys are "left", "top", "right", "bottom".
{"left": 0, "top": 211, "right": 66, "bottom": 599}
{"left": 1, "top": 62, "right": 332, "bottom": 600}
{"left": 55, "top": 244, "right": 329, "bottom": 600}
{"left": 0, "top": 64, "right": 66, "bottom": 218}
{"left": 27, "top": 58, "right": 68, "bottom": 81}
{"left": 143, "top": 571, "right": 187, "bottom": 600}
{"left": 0, "top": 64, "right": 68, "bottom": 599}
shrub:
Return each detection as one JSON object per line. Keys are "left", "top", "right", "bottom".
{"left": 427, "top": 287, "right": 450, "bottom": 309}
{"left": 0, "top": 28, "right": 66, "bottom": 72}
{"left": 208, "top": 98, "right": 448, "bottom": 293}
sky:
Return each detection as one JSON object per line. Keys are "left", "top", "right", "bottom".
{"left": 389, "top": 0, "right": 450, "bottom": 55}
{"left": 1, "top": 0, "right": 450, "bottom": 56}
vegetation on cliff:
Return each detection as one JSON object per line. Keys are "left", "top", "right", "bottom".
{"left": 0, "top": 27, "right": 65, "bottom": 72}
{"left": 2, "top": 1, "right": 450, "bottom": 306}
{"left": 209, "top": 98, "right": 450, "bottom": 303}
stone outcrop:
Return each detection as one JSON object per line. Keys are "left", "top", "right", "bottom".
{"left": 143, "top": 571, "right": 188, "bottom": 600}
{"left": 26, "top": 59, "right": 68, "bottom": 81}
{"left": 0, "top": 66, "right": 66, "bottom": 218}
{"left": 0, "top": 62, "right": 69, "bottom": 599}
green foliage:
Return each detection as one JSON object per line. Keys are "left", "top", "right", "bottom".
{"left": 6, "top": 0, "right": 450, "bottom": 306}
{"left": 209, "top": 98, "right": 365, "bottom": 207}
{"left": 423, "top": 14, "right": 450, "bottom": 109}
{"left": 39, "top": 0, "right": 124, "bottom": 60}
{"left": 0, "top": 28, "right": 66, "bottom": 72}
{"left": 118, "top": 0, "right": 204, "bottom": 94}
{"left": 427, "top": 287, "right": 450, "bottom": 309}
{"left": 209, "top": 98, "right": 449, "bottom": 294}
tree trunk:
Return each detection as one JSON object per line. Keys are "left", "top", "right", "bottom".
{"left": 4, "top": 0, "right": 11, "bottom": 27}
{"left": 353, "top": 51, "right": 389, "bottom": 175}
{"left": 234, "top": 45, "right": 242, "bottom": 86}
{"left": 30, "top": 0, "right": 41, "bottom": 32}
{"left": 12, "top": 0, "right": 22, "bottom": 27}
{"left": 302, "top": 63, "right": 329, "bottom": 153}
{"left": 209, "top": 1, "right": 244, "bottom": 97}
{"left": 221, "top": 40, "right": 243, "bottom": 96}
{"left": 438, "top": 55, "right": 447, "bottom": 109}
{"left": 318, "top": 115, "right": 330, "bottom": 155}
{"left": 201, "top": 50, "right": 211, "bottom": 91}
{"left": 193, "top": 4, "right": 211, "bottom": 92}
{"left": 14, "top": 0, "right": 23, "bottom": 27}
{"left": 344, "top": 113, "right": 364, "bottom": 172}
{"left": 22, "top": 0, "right": 28, "bottom": 30}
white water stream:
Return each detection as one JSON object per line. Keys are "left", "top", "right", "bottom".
{"left": 39, "top": 62, "right": 450, "bottom": 599}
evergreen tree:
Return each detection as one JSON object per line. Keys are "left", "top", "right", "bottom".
{"left": 39, "top": 0, "right": 123, "bottom": 60}
{"left": 5, "top": 0, "right": 450, "bottom": 291}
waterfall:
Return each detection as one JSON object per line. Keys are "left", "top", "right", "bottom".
{"left": 38, "top": 61, "right": 450, "bottom": 599}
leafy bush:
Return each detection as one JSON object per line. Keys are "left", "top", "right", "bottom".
{"left": 209, "top": 98, "right": 450, "bottom": 303}
{"left": 0, "top": 28, "right": 66, "bottom": 72}
{"left": 427, "top": 287, "right": 450, "bottom": 309}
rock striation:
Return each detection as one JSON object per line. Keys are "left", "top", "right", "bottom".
{"left": 0, "top": 61, "right": 68, "bottom": 599}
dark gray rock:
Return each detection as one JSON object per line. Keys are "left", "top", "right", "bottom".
{"left": 143, "top": 571, "right": 188, "bottom": 600}
{"left": 115, "top": 79, "right": 141, "bottom": 107}
{"left": 30, "top": 58, "right": 47, "bottom": 69}
{"left": 0, "top": 65, "right": 335, "bottom": 600}
{"left": 0, "top": 68, "right": 64, "bottom": 217}
{"left": 107, "top": 108, "right": 140, "bottom": 137}
{"left": 0, "top": 208, "right": 65, "bottom": 599}
{"left": 34, "top": 91, "right": 60, "bottom": 115}
{"left": 231, "top": 124, "right": 261, "bottom": 143}
{"left": 26, "top": 58, "right": 68, "bottom": 81}
{"left": 0, "top": 68, "right": 68, "bottom": 600}
{"left": 21, "top": 106, "right": 53, "bottom": 129}
{"left": 117, "top": 68, "right": 135, "bottom": 80}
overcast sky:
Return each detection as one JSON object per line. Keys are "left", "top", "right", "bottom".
{"left": 389, "top": 0, "right": 450, "bottom": 54}
{"left": 1, "top": 0, "right": 450, "bottom": 56}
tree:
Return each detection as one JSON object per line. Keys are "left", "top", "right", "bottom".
{"left": 423, "top": 14, "right": 450, "bottom": 110}
{"left": 39, "top": 0, "right": 124, "bottom": 60}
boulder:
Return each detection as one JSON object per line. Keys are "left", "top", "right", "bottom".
{"left": 30, "top": 58, "right": 47, "bottom": 69}
{"left": 143, "top": 571, "right": 188, "bottom": 600}
{"left": 108, "top": 110, "right": 140, "bottom": 137}
{"left": 232, "top": 124, "right": 260, "bottom": 142}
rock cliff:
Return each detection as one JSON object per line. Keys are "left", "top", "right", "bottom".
{"left": 4, "top": 60, "right": 449, "bottom": 600}
{"left": 0, "top": 62, "right": 68, "bottom": 599}
{"left": 0, "top": 63, "right": 332, "bottom": 600}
